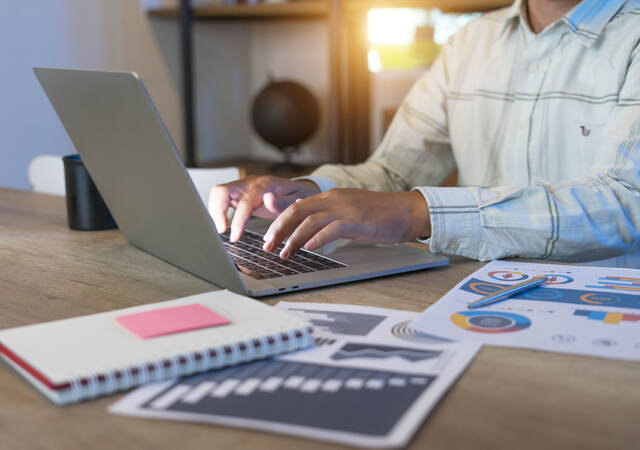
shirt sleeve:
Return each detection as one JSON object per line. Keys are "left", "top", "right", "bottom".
{"left": 309, "top": 39, "right": 457, "bottom": 192}
{"left": 419, "top": 45, "right": 640, "bottom": 262}
{"left": 291, "top": 175, "right": 336, "bottom": 193}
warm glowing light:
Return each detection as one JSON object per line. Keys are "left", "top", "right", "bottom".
{"left": 366, "top": 8, "right": 481, "bottom": 72}
{"left": 367, "top": 8, "right": 428, "bottom": 46}
{"left": 367, "top": 49, "right": 382, "bottom": 73}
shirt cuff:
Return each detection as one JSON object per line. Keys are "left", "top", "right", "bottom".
{"left": 413, "top": 186, "right": 482, "bottom": 258}
{"left": 292, "top": 175, "right": 337, "bottom": 193}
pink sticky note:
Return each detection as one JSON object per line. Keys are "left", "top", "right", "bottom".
{"left": 116, "top": 304, "right": 231, "bottom": 339}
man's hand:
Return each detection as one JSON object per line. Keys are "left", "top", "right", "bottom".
{"left": 208, "top": 175, "right": 320, "bottom": 241}
{"left": 262, "top": 189, "right": 431, "bottom": 259}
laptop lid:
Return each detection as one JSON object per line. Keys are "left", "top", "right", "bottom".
{"left": 34, "top": 67, "right": 247, "bottom": 295}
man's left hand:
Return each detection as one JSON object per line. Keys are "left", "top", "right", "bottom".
{"left": 262, "top": 189, "right": 431, "bottom": 259}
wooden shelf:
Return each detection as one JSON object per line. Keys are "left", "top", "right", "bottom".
{"left": 345, "top": 0, "right": 511, "bottom": 13}
{"left": 147, "top": 1, "right": 512, "bottom": 20}
{"left": 148, "top": 2, "right": 327, "bottom": 20}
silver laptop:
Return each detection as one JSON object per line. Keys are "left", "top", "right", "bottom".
{"left": 34, "top": 68, "right": 448, "bottom": 297}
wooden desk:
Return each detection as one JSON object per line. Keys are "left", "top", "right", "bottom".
{"left": 1, "top": 188, "right": 638, "bottom": 450}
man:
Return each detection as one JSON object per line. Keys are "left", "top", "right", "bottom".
{"left": 210, "top": 0, "right": 640, "bottom": 262}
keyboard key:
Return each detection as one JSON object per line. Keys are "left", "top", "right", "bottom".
{"left": 219, "top": 229, "right": 346, "bottom": 280}
{"left": 278, "top": 269, "right": 297, "bottom": 276}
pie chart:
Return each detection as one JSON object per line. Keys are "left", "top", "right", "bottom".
{"left": 451, "top": 311, "right": 531, "bottom": 333}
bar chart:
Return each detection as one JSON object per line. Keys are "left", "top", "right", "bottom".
{"left": 586, "top": 276, "right": 640, "bottom": 292}
{"left": 142, "top": 359, "right": 434, "bottom": 436}
{"left": 573, "top": 309, "right": 640, "bottom": 324}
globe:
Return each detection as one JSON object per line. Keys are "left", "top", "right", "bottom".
{"left": 251, "top": 80, "right": 319, "bottom": 169}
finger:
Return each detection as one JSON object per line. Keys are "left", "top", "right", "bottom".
{"left": 278, "top": 213, "right": 335, "bottom": 259}
{"left": 304, "top": 220, "right": 353, "bottom": 252}
{"left": 263, "top": 198, "right": 326, "bottom": 251}
{"left": 209, "top": 186, "right": 230, "bottom": 233}
{"left": 263, "top": 192, "right": 299, "bottom": 215}
{"left": 230, "top": 194, "right": 262, "bottom": 241}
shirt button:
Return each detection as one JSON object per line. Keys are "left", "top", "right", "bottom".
{"left": 528, "top": 63, "right": 539, "bottom": 73}
{"left": 518, "top": 119, "right": 526, "bottom": 129}
{"left": 448, "top": 243, "right": 459, "bottom": 251}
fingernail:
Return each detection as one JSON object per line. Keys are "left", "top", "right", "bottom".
{"left": 280, "top": 247, "right": 290, "bottom": 259}
{"left": 230, "top": 231, "right": 239, "bottom": 241}
{"left": 263, "top": 241, "right": 272, "bottom": 252}
{"left": 304, "top": 240, "right": 315, "bottom": 250}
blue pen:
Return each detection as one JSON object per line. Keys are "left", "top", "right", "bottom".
{"left": 467, "top": 275, "right": 547, "bottom": 309}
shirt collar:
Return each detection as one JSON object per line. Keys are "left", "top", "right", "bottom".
{"left": 496, "top": 0, "right": 627, "bottom": 46}
{"left": 561, "top": 0, "right": 626, "bottom": 46}
{"left": 495, "top": 0, "right": 524, "bottom": 40}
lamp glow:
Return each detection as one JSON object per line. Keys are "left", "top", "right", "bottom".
{"left": 367, "top": 49, "right": 382, "bottom": 73}
{"left": 367, "top": 8, "right": 428, "bottom": 46}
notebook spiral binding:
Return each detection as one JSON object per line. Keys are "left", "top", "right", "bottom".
{"left": 63, "top": 326, "right": 314, "bottom": 404}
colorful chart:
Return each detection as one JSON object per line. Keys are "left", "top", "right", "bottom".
{"left": 541, "top": 274, "right": 574, "bottom": 284}
{"left": 488, "top": 271, "right": 528, "bottom": 281}
{"left": 586, "top": 276, "right": 640, "bottom": 292}
{"left": 464, "top": 281, "right": 504, "bottom": 296}
{"left": 451, "top": 311, "right": 531, "bottom": 333}
{"left": 578, "top": 292, "right": 621, "bottom": 306}
{"left": 408, "top": 261, "right": 640, "bottom": 361}
{"left": 459, "top": 278, "right": 640, "bottom": 310}
{"left": 574, "top": 309, "right": 640, "bottom": 324}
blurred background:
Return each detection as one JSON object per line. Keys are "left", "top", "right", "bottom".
{"left": 0, "top": 0, "right": 510, "bottom": 190}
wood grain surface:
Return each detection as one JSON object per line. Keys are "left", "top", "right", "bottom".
{"left": 0, "top": 188, "right": 638, "bottom": 450}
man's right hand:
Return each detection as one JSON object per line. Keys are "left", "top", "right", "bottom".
{"left": 208, "top": 175, "right": 320, "bottom": 242}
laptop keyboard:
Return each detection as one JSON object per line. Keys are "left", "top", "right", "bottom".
{"left": 220, "top": 229, "right": 347, "bottom": 280}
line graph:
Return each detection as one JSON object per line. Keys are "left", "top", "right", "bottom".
{"left": 330, "top": 343, "right": 442, "bottom": 362}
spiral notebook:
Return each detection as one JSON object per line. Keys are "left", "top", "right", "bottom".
{"left": 0, "top": 290, "right": 313, "bottom": 405}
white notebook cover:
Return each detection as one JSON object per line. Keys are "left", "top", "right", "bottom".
{"left": 0, "top": 290, "right": 313, "bottom": 405}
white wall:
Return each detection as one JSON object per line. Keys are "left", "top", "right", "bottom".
{"left": 0, "top": 0, "right": 183, "bottom": 190}
{"left": 0, "top": 0, "right": 330, "bottom": 190}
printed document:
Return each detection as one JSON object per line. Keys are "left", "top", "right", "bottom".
{"left": 110, "top": 303, "right": 480, "bottom": 448}
{"left": 410, "top": 260, "right": 640, "bottom": 361}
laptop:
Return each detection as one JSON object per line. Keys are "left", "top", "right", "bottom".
{"left": 34, "top": 68, "right": 448, "bottom": 297}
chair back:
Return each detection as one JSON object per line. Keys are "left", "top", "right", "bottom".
{"left": 186, "top": 167, "right": 241, "bottom": 205}
{"left": 28, "top": 155, "right": 66, "bottom": 196}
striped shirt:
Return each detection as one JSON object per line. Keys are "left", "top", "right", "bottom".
{"left": 305, "top": 0, "right": 640, "bottom": 262}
